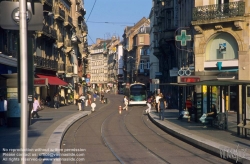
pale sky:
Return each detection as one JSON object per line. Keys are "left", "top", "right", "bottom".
{"left": 84, "top": 0, "right": 152, "bottom": 45}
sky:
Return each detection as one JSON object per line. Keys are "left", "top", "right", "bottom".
{"left": 84, "top": 0, "right": 152, "bottom": 45}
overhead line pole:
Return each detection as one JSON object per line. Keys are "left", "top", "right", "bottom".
{"left": 20, "top": 0, "right": 28, "bottom": 163}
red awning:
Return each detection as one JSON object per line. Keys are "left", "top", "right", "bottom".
{"left": 37, "top": 74, "right": 68, "bottom": 86}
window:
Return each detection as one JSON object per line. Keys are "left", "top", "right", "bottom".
{"left": 146, "top": 60, "right": 150, "bottom": 69}
{"left": 139, "top": 36, "right": 144, "bottom": 44}
{"left": 140, "top": 60, "right": 144, "bottom": 70}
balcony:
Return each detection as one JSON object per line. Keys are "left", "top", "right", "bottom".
{"left": 192, "top": 1, "right": 245, "bottom": 23}
{"left": 64, "top": 15, "right": 73, "bottom": 27}
{"left": 54, "top": 6, "right": 65, "bottom": 21}
{"left": 41, "top": 0, "right": 52, "bottom": 6}
{"left": 51, "top": 28, "right": 57, "bottom": 39}
{"left": 58, "top": 63, "right": 65, "bottom": 73}
{"left": 34, "top": 56, "right": 58, "bottom": 71}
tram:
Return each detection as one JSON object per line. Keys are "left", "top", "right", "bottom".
{"left": 125, "top": 83, "right": 147, "bottom": 106}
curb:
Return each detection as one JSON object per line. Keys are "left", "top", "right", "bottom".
{"left": 42, "top": 111, "right": 91, "bottom": 164}
{"left": 148, "top": 113, "right": 250, "bottom": 164}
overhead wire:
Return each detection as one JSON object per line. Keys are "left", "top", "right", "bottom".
{"left": 86, "top": 0, "right": 97, "bottom": 44}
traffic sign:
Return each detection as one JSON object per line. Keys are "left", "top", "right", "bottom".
{"left": 175, "top": 30, "right": 191, "bottom": 46}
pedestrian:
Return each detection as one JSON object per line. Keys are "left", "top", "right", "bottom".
{"left": 45, "top": 94, "right": 51, "bottom": 107}
{"left": 145, "top": 96, "right": 153, "bottom": 114}
{"left": 88, "top": 93, "right": 92, "bottom": 106}
{"left": 93, "top": 92, "right": 97, "bottom": 102}
{"left": 203, "top": 104, "right": 218, "bottom": 128}
{"left": 178, "top": 95, "right": 192, "bottom": 122}
{"left": 32, "top": 97, "right": 40, "bottom": 119}
{"left": 0, "top": 96, "right": 7, "bottom": 126}
{"left": 78, "top": 94, "right": 85, "bottom": 111}
{"left": 158, "top": 93, "right": 167, "bottom": 121}
{"left": 54, "top": 93, "right": 59, "bottom": 109}
{"left": 123, "top": 96, "right": 128, "bottom": 111}
{"left": 101, "top": 92, "right": 104, "bottom": 103}
{"left": 155, "top": 93, "right": 161, "bottom": 113}
{"left": 185, "top": 95, "right": 193, "bottom": 122}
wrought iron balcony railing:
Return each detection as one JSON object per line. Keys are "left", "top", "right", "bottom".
{"left": 34, "top": 56, "right": 58, "bottom": 70}
{"left": 193, "top": 1, "right": 245, "bottom": 21}
{"left": 41, "top": 0, "right": 52, "bottom": 6}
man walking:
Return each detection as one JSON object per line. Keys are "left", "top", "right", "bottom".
{"left": 32, "top": 97, "right": 40, "bottom": 119}
{"left": 158, "top": 93, "right": 167, "bottom": 121}
{"left": 145, "top": 96, "right": 153, "bottom": 114}
{"left": 54, "top": 94, "right": 59, "bottom": 109}
{"left": 123, "top": 96, "right": 128, "bottom": 111}
{"left": 78, "top": 94, "right": 85, "bottom": 111}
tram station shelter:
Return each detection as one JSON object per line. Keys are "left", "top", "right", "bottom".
{"left": 179, "top": 78, "right": 250, "bottom": 137}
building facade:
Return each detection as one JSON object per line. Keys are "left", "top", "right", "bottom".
{"left": 122, "top": 17, "right": 150, "bottom": 88}
{"left": 192, "top": 0, "right": 250, "bottom": 132}
{"left": 0, "top": 0, "right": 89, "bottom": 125}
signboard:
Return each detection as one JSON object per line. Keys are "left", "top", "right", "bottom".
{"left": 34, "top": 78, "right": 48, "bottom": 86}
{"left": 175, "top": 30, "right": 191, "bottom": 46}
{"left": 86, "top": 78, "right": 90, "bottom": 83}
{"left": 0, "top": 2, "right": 43, "bottom": 31}
{"left": 179, "top": 77, "right": 200, "bottom": 83}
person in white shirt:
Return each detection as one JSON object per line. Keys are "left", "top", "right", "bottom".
{"left": 155, "top": 94, "right": 161, "bottom": 113}
{"left": 0, "top": 96, "right": 7, "bottom": 126}
{"left": 78, "top": 94, "right": 85, "bottom": 111}
{"left": 32, "top": 97, "right": 40, "bottom": 119}
{"left": 123, "top": 96, "right": 128, "bottom": 111}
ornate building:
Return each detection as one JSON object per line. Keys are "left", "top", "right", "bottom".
{"left": 122, "top": 17, "right": 150, "bottom": 87}
{"left": 0, "top": 0, "right": 88, "bottom": 106}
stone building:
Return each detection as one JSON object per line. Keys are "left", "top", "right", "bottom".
{"left": 150, "top": 0, "right": 194, "bottom": 109}
{"left": 122, "top": 17, "right": 150, "bottom": 87}
{"left": 89, "top": 37, "right": 120, "bottom": 92}
{"left": 0, "top": 0, "right": 88, "bottom": 126}
{"left": 192, "top": 0, "right": 250, "bottom": 132}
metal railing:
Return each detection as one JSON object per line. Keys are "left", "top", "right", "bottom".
{"left": 193, "top": 1, "right": 245, "bottom": 21}
{"left": 34, "top": 56, "right": 58, "bottom": 70}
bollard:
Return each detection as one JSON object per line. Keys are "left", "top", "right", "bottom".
{"left": 91, "top": 103, "right": 96, "bottom": 112}
{"left": 119, "top": 106, "right": 122, "bottom": 114}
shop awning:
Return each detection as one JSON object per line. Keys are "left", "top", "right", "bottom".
{"left": 37, "top": 74, "right": 68, "bottom": 86}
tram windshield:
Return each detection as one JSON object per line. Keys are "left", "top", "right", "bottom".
{"left": 129, "top": 85, "right": 147, "bottom": 101}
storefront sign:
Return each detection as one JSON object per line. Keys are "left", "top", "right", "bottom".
{"left": 34, "top": 78, "right": 48, "bottom": 86}
{"left": 180, "top": 77, "right": 200, "bottom": 83}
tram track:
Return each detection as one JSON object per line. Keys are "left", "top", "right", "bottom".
{"left": 61, "top": 94, "right": 231, "bottom": 164}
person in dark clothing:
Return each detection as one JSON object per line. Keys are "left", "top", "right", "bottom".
{"left": 203, "top": 104, "right": 218, "bottom": 128}
{"left": 45, "top": 94, "right": 51, "bottom": 107}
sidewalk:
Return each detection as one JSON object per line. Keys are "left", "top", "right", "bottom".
{"left": 0, "top": 99, "right": 106, "bottom": 164}
{"left": 149, "top": 109, "right": 250, "bottom": 164}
